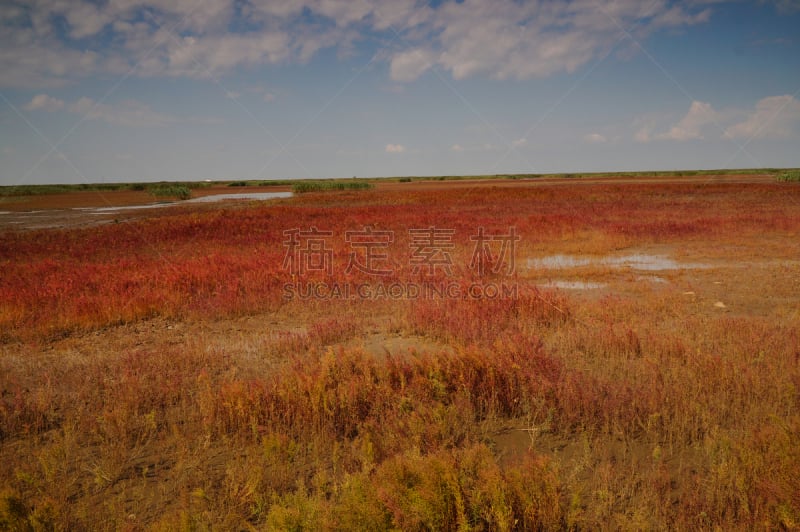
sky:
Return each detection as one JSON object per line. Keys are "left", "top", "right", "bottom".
{"left": 1, "top": 0, "right": 799, "bottom": 185}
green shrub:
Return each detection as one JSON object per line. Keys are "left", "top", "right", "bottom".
{"left": 148, "top": 184, "right": 192, "bottom": 200}
{"left": 257, "top": 180, "right": 294, "bottom": 186}
{"left": 776, "top": 170, "right": 800, "bottom": 182}
{"left": 292, "top": 181, "right": 374, "bottom": 194}
{"left": 228, "top": 181, "right": 248, "bottom": 187}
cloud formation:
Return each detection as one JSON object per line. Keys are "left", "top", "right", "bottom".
{"left": 69, "top": 98, "right": 178, "bottom": 127}
{"left": 636, "top": 96, "right": 800, "bottom": 143}
{"left": 389, "top": 0, "right": 713, "bottom": 82}
{"left": 723, "top": 95, "right": 800, "bottom": 140}
{"left": 24, "top": 94, "right": 65, "bottom": 112}
{"left": 657, "top": 101, "right": 718, "bottom": 141}
{"left": 23, "top": 93, "right": 177, "bottom": 127}
{"left": 0, "top": 0, "right": 721, "bottom": 88}
{"left": 390, "top": 49, "right": 436, "bottom": 83}
{"left": 385, "top": 143, "right": 406, "bottom": 153}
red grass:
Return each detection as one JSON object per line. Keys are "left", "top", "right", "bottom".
{"left": 2, "top": 182, "right": 799, "bottom": 340}
{"left": 2, "top": 181, "right": 800, "bottom": 528}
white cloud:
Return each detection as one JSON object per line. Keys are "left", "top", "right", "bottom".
{"left": 24, "top": 94, "right": 65, "bottom": 112}
{"left": 633, "top": 101, "right": 719, "bottom": 142}
{"left": 634, "top": 95, "right": 800, "bottom": 143}
{"left": 585, "top": 133, "right": 607, "bottom": 143}
{"left": 390, "top": 49, "right": 436, "bottom": 82}
{"left": 0, "top": 38, "right": 101, "bottom": 88}
{"left": 162, "top": 32, "right": 292, "bottom": 78}
{"left": 0, "top": 5, "right": 24, "bottom": 22}
{"left": 59, "top": 1, "right": 116, "bottom": 39}
{"left": 389, "top": 0, "right": 714, "bottom": 82}
{"left": 632, "top": 111, "right": 671, "bottom": 143}
{"left": 634, "top": 127, "right": 652, "bottom": 143}
{"left": 657, "top": 101, "right": 718, "bottom": 141}
{"left": 723, "top": 95, "right": 800, "bottom": 140}
{"left": 385, "top": 143, "right": 406, "bottom": 153}
{"left": 244, "top": 85, "right": 278, "bottom": 102}
{"left": 371, "top": 0, "right": 432, "bottom": 30}
{"left": 511, "top": 138, "right": 527, "bottom": 148}
{"left": 0, "top": 0, "right": 719, "bottom": 88}
{"left": 0, "top": 1, "right": 297, "bottom": 86}
{"left": 308, "top": 0, "right": 374, "bottom": 26}
{"left": 68, "top": 97, "right": 177, "bottom": 127}
{"left": 447, "top": 143, "right": 499, "bottom": 152}
{"left": 766, "top": 0, "right": 800, "bottom": 15}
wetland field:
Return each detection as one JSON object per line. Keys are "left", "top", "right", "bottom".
{"left": 1, "top": 173, "right": 799, "bottom": 529}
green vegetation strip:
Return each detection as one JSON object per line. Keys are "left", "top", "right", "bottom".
{"left": 0, "top": 181, "right": 211, "bottom": 197}
{"left": 292, "top": 181, "right": 374, "bottom": 193}
{"left": 776, "top": 170, "right": 800, "bottom": 182}
{"left": 148, "top": 184, "right": 192, "bottom": 200}
{"left": 2, "top": 168, "right": 798, "bottom": 197}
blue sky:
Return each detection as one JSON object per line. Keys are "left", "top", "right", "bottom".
{"left": 1, "top": 0, "right": 799, "bottom": 185}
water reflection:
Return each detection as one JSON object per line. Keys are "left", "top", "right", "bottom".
{"left": 81, "top": 191, "right": 293, "bottom": 213}
{"left": 527, "top": 253, "right": 709, "bottom": 271}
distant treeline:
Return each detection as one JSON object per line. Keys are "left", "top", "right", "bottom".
{"left": 0, "top": 181, "right": 211, "bottom": 197}
{"left": 228, "top": 180, "right": 373, "bottom": 192}
{"left": 2, "top": 168, "right": 797, "bottom": 197}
